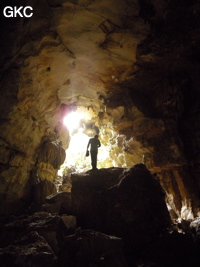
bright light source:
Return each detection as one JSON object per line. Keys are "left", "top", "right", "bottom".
{"left": 59, "top": 129, "right": 114, "bottom": 174}
{"left": 58, "top": 129, "right": 92, "bottom": 174}
{"left": 63, "top": 112, "right": 82, "bottom": 132}
{"left": 59, "top": 109, "right": 119, "bottom": 175}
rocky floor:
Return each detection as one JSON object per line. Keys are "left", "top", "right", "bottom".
{"left": 1, "top": 165, "right": 200, "bottom": 267}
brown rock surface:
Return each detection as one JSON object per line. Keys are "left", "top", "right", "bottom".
{"left": 0, "top": 0, "right": 200, "bottom": 224}
{"left": 30, "top": 180, "right": 57, "bottom": 212}
{"left": 1, "top": 172, "right": 200, "bottom": 266}
{"left": 0, "top": 231, "right": 57, "bottom": 267}
{"left": 37, "top": 139, "right": 66, "bottom": 181}
{"left": 71, "top": 164, "right": 171, "bottom": 249}
{"left": 59, "top": 229, "right": 126, "bottom": 267}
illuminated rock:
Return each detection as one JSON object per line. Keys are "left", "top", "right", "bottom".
{"left": 37, "top": 139, "right": 66, "bottom": 181}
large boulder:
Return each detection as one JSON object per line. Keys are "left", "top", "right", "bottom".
{"left": 71, "top": 164, "right": 171, "bottom": 249}
{"left": 0, "top": 212, "right": 74, "bottom": 256}
{"left": 43, "top": 191, "right": 72, "bottom": 214}
{"left": 59, "top": 229, "right": 126, "bottom": 267}
{"left": 0, "top": 231, "right": 57, "bottom": 267}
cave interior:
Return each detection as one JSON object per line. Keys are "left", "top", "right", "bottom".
{"left": 0, "top": 0, "right": 200, "bottom": 266}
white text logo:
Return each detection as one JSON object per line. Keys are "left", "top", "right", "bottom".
{"left": 3, "top": 6, "right": 33, "bottom": 18}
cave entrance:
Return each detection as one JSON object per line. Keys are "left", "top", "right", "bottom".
{"left": 59, "top": 108, "right": 122, "bottom": 175}
{"left": 62, "top": 130, "right": 112, "bottom": 173}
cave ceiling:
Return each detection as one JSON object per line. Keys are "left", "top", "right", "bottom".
{"left": 0, "top": 0, "right": 152, "bottom": 155}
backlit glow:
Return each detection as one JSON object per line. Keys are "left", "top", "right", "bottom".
{"left": 63, "top": 112, "right": 82, "bottom": 132}
{"left": 58, "top": 129, "right": 113, "bottom": 175}
{"left": 66, "top": 129, "right": 89, "bottom": 167}
{"left": 59, "top": 110, "right": 118, "bottom": 175}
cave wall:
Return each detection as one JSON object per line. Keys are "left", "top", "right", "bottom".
{"left": 0, "top": 0, "right": 200, "bottom": 216}
{"left": 104, "top": 0, "right": 200, "bottom": 217}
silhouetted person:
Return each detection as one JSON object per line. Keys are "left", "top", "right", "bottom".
{"left": 86, "top": 135, "right": 101, "bottom": 170}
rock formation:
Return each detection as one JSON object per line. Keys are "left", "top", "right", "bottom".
{"left": 1, "top": 0, "right": 200, "bottom": 217}
{"left": 1, "top": 0, "right": 200, "bottom": 265}
{"left": 71, "top": 165, "right": 170, "bottom": 248}
{"left": 1, "top": 166, "right": 200, "bottom": 266}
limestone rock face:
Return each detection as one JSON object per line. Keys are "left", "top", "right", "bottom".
{"left": 37, "top": 139, "right": 66, "bottom": 181}
{"left": 71, "top": 164, "right": 171, "bottom": 249}
{"left": 0, "top": 0, "right": 200, "bottom": 218}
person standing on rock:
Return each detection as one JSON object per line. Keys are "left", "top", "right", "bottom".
{"left": 86, "top": 135, "right": 101, "bottom": 170}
